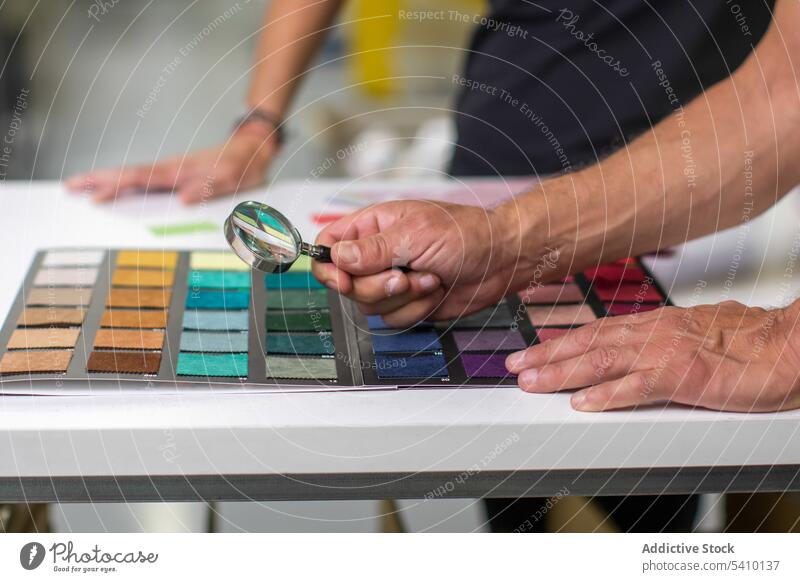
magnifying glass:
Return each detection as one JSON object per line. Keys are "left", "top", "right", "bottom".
{"left": 224, "top": 200, "right": 332, "bottom": 273}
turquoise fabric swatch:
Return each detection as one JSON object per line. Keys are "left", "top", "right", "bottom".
{"left": 266, "top": 333, "right": 335, "bottom": 355}
{"left": 185, "top": 290, "right": 250, "bottom": 310}
{"left": 180, "top": 331, "right": 248, "bottom": 353}
{"left": 265, "top": 272, "right": 324, "bottom": 290}
{"left": 188, "top": 270, "right": 251, "bottom": 290}
{"left": 176, "top": 352, "right": 248, "bottom": 377}
{"left": 182, "top": 310, "right": 248, "bottom": 331}
{"left": 266, "top": 289, "right": 328, "bottom": 310}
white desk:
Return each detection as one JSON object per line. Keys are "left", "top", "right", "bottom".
{"left": 1, "top": 180, "right": 799, "bottom": 502}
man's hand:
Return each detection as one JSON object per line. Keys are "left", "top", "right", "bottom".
{"left": 312, "top": 200, "right": 548, "bottom": 327}
{"left": 64, "top": 132, "right": 276, "bottom": 204}
{"left": 506, "top": 301, "right": 800, "bottom": 412}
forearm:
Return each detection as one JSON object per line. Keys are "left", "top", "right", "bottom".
{"left": 246, "top": 0, "right": 344, "bottom": 117}
{"left": 499, "top": 0, "right": 800, "bottom": 277}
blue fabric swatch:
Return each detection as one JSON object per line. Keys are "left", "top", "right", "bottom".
{"left": 185, "top": 290, "right": 250, "bottom": 310}
{"left": 366, "top": 315, "right": 433, "bottom": 331}
{"left": 266, "top": 333, "right": 335, "bottom": 355}
{"left": 180, "top": 331, "right": 248, "bottom": 353}
{"left": 265, "top": 272, "right": 324, "bottom": 290}
{"left": 188, "top": 270, "right": 251, "bottom": 290}
{"left": 182, "top": 310, "right": 248, "bottom": 331}
{"left": 176, "top": 352, "right": 248, "bottom": 377}
{"left": 371, "top": 330, "right": 442, "bottom": 353}
{"left": 375, "top": 354, "right": 448, "bottom": 379}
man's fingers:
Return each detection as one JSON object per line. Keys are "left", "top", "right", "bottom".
{"left": 380, "top": 288, "right": 446, "bottom": 329}
{"left": 506, "top": 319, "right": 624, "bottom": 373}
{"left": 355, "top": 271, "right": 441, "bottom": 314}
{"left": 332, "top": 232, "right": 399, "bottom": 275}
{"left": 516, "top": 346, "right": 638, "bottom": 393}
{"left": 65, "top": 164, "right": 177, "bottom": 202}
{"left": 571, "top": 372, "right": 658, "bottom": 412}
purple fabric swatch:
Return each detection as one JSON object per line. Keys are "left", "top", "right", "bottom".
{"left": 462, "top": 353, "right": 516, "bottom": 378}
{"left": 453, "top": 329, "right": 526, "bottom": 352}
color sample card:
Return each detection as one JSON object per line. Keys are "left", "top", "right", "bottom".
{"left": 0, "top": 251, "right": 669, "bottom": 390}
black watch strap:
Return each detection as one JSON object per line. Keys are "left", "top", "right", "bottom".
{"left": 233, "top": 109, "right": 286, "bottom": 145}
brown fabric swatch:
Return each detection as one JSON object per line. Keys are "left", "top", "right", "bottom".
{"left": 112, "top": 268, "right": 175, "bottom": 288}
{"left": 27, "top": 288, "right": 93, "bottom": 307}
{"left": 106, "top": 288, "right": 172, "bottom": 308}
{"left": 93, "top": 329, "right": 164, "bottom": 350}
{"left": 7, "top": 328, "right": 81, "bottom": 349}
{"left": 100, "top": 309, "right": 168, "bottom": 329}
{"left": 17, "top": 308, "right": 85, "bottom": 327}
{"left": 87, "top": 351, "right": 161, "bottom": 374}
{"left": 0, "top": 350, "right": 73, "bottom": 375}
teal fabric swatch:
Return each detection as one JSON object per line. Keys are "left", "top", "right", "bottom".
{"left": 185, "top": 290, "right": 250, "bottom": 309}
{"left": 266, "top": 289, "right": 328, "bottom": 310}
{"left": 265, "top": 355, "right": 337, "bottom": 380}
{"left": 180, "top": 331, "right": 248, "bottom": 353}
{"left": 265, "top": 272, "right": 324, "bottom": 290}
{"left": 182, "top": 310, "right": 248, "bottom": 331}
{"left": 176, "top": 352, "right": 248, "bottom": 377}
{"left": 265, "top": 310, "right": 331, "bottom": 332}
{"left": 188, "top": 270, "right": 251, "bottom": 290}
{"left": 266, "top": 333, "right": 335, "bottom": 355}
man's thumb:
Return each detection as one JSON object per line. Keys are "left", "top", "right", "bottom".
{"left": 332, "top": 231, "right": 400, "bottom": 275}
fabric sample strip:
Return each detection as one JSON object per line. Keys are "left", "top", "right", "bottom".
{"left": 93, "top": 329, "right": 165, "bottom": 350}
{"left": 452, "top": 329, "right": 527, "bottom": 352}
{"left": 527, "top": 304, "right": 597, "bottom": 326}
{"left": 112, "top": 268, "right": 175, "bottom": 288}
{"left": 27, "top": 288, "right": 93, "bottom": 307}
{"left": 34, "top": 267, "right": 98, "bottom": 287}
{"left": 180, "top": 331, "right": 248, "bottom": 353}
{"left": 189, "top": 251, "right": 249, "bottom": 272}
{"left": 265, "top": 272, "right": 325, "bottom": 290}
{"left": 288, "top": 255, "right": 311, "bottom": 272}
{"left": 374, "top": 354, "right": 449, "bottom": 379}
{"left": 265, "top": 355, "right": 337, "bottom": 380}
{"left": 265, "top": 333, "right": 335, "bottom": 355}
{"left": 366, "top": 315, "right": 433, "bottom": 331}
{"left": 42, "top": 250, "right": 105, "bottom": 267}
{"left": 100, "top": 309, "right": 169, "bottom": 329}
{"left": 187, "top": 270, "right": 251, "bottom": 290}
{"left": 176, "top": 352, "right": 248, "bottom": 377}
{"left": 17, "top": 308, "right": 85, "bottom": 327}
{"left": 182, "top": 310, "right": 248, "bottom": 331}
{"left": 584, "top": 264, "right": 647, "bottom": 284}
{"left": 7, "top": 328, "right": 81, "bottom": 350}
{"left": 448, "top": 306, "right": 515, "bottom": 329}
{"left": 116, "top": 250, "right": 178, "bottom": 270}
{"left": 518, "top": 283, "right": 585, "bottom": 305}
{"left": 266, "top": 289, "right": 328, "bottom": 310}
{"left": 87, "top": 351, "right": 162, "bottom": 374}
{"left": 535, "top": 327, "right": 572, "bottom": 342}
{"left": 265, "top": 310, "right": 331, "bottom": 332}
{"left": 185, "top": 290, "right": 250, "bottom": 310}
{"left": 107, "top": 288, "right": 172, "bottom": 309}
{"left": 592, "top": 281, "right": 663, "bottom": 302}
{"left": 603, "top": 302, "right": 662, "bottom": 316}
{"left": 371, "top": 330, "right": 442, "bottom": 353}
{"left": 462, "top": 353, "right": 516, "bottom": 379}
{"left": 0, "top": 350, "right": 73, "bottom": 375}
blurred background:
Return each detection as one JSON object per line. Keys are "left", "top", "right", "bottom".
{"left": 0, "top": 0, "right": 492, "bottom": 533}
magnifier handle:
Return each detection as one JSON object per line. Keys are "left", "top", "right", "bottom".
{"left": 303, "top": 243, "right": 410, "bottom": 272}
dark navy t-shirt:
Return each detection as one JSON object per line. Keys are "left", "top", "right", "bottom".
{"left": 450, "top": 0, "right": 774, "bottom": 176}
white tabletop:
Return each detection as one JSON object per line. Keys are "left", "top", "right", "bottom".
{"left": 1, "top": 180, "right": 799, "bottom": 493}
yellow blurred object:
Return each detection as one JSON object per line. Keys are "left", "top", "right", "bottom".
{"left": 347, "top": 0, "right": 485, "bottom": 98}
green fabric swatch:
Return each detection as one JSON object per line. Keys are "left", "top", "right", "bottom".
{"left": 149, "top": 221, "right": 218, "bottom": 236}
{"left": 265, "top": 272, "right": 325, "bottom": 290}
{"left": 265, "top": 310, "right": 331, "bottom": 332}
{"left": 266, "top": 289, "right": 328, "bottom": 310}
{"left": 176, "top": 352, "right": 248, "bottom": 377}
{"left": 265, "top": 355, "right": 337, "bottom": 380}
{"left": 266, "top": 333, "right": 335, "bottom": 355}
{"left": 188, "top": 270, "right": 251, "bottom": 290}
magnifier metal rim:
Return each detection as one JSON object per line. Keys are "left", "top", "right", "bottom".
{"left": 224, "top": 201, "right": 302, "bottom": 274}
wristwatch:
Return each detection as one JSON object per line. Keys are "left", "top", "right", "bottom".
{"left": 233, "top": 108, "right": 286, "bottom": 146}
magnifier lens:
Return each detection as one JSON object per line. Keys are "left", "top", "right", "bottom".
{"left": 226, "top": 201, "right": 302, "bottom": 272}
